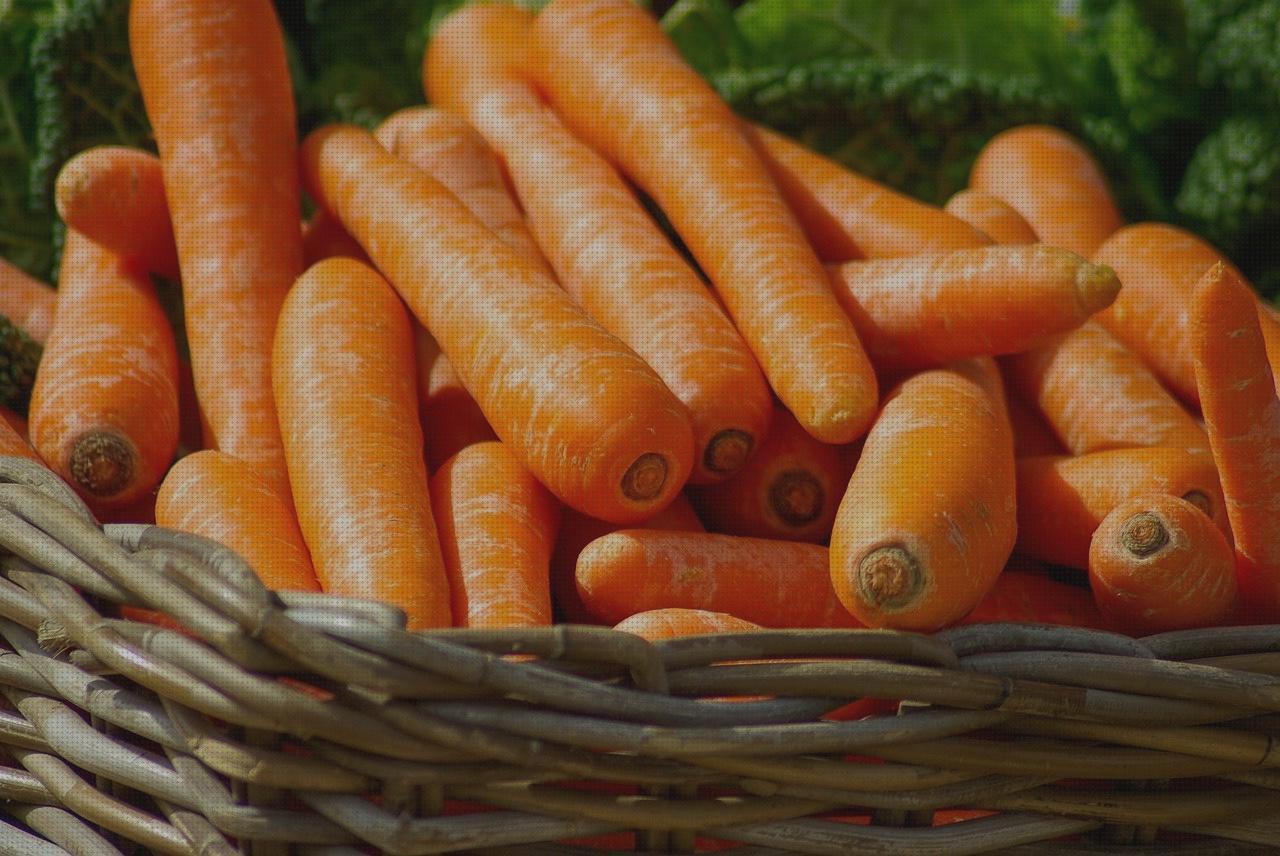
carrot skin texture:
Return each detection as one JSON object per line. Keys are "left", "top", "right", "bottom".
{"left": 28, "top": 232, "right": 179, "bottom": 508}
{"left": 427, "top": 4, "right": 773, "bottom": 480}
{"left": 827, "top": 245, "right": 1120, "bottom": 374}
{"left": 943, "top": 189, "right": 1038, "bottom": 246}
{"left": 0, "top": 257, "right": 55, "bottom": 344}
{"left": 273, "top": 258, "right": 450, "bottom": 629}
{"left": 156, "top": 450, "right": 320, "bottom": 591}
{"left": 830, "top": 358, "right": 1016, "bottom": 632}
{"left": 301, "top": 124, "right": 695, "bottom": 523}
{"left": 0, "top": 410, "right": 39, "bottom": 463}
{"left": 302, "top": 210, "right": 369, "bottom": 266}
{"left": 430, "top": 441, "right": 561, "bottom": 628}
{"left": 613, "top": 608, "right": 762, "bottom": 641}
{"left": 960, "top": 568, "right": 1107, "bottom": 629}
{"left": 530, "top": 0, "right": 878, "bottom": 444}
{"left": 416, "top": 328, "right": 497, "bottom": 473}
{"left": 970, "top": 125, "right": 1124, "bottom": 259}
{"left": 1004, "top": 393, "right": 1066, "bottom": 459}
{"left": 130, "top": 0, "right": 302, "bottom": 499}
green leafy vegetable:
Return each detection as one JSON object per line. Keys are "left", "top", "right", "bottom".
{"left": 0, "top": 313, "right": 41, "bottom": 414}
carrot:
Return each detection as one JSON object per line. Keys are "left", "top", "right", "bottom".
{"left": 427, "top": 4, "right": 773, "bottom": 479}
{"left": 175, "top": 356, "right": 205, "bottom": 459}
{"left": 130, "top": 0, "right": 302, "bottom": 500}
{"left": 827, "top": 245, "right": 1120, "bottom": 374}
{"left": 829, "top": 358, "right": 1016, "bottom": 631}
{"left": 943, "top": 189, "right": 1037, "bottom": 245}
{"left": 576, "top": 529, "right": 861, "bottom": 628}
{"left": 688, "top": 404, "right": 857, "bottom": 543}
{"left": 430, "top": 441, "right": 561, "bottom": 628}
{"left": 1015, "top": 447, "right": 1229, "bottom": 570}
{"left": 969, "top": 124, "right": 1124, "bottom": 258}
{"left": 613, "top": 608, "right": 762, "bottom": 641}
{"left": 156, "top": 450, "right": 319, "bottom": 592}
{"left": 1002, "top": 321, "right": 1208, "bottom": 455}
{"left": 1005, "top": 394, "right": 1066, "bottom": 458}
{"left": 53, "top": 146, "right": 179, "bottom": 279}
{"left": 273, "top": 258, "right": 450, "bottom": 628}
{"left": 302, "top": 209, "right": 369, "bottom": 266}
{"left": 415, "top": 328, "right": 497, "bottom": 473}
{"left": 28, "top": 232, "right": 178, "bottom": 507}
{"left": 0, "top": 408, "right": 39, "bottom": 463}
{"left": 300, "top": 123, "right": 694, "bottom": 523}
{"left": 1088, "top": 494, "right": 1237, "bottom": 634}
{"left": 529, "top": 0, "right": 878, "bottom": 444}
{"left": 1192, "top": 262, "right": 1280, "bottom": 617}
{"left": 0, "top": 406, "right": 27, "bottom": 442}
{"left": 0, "top": 257, "right": 55, "bottom": 344}
{"left": 744, "top": 124, "right": 991, "bottom": 260}
{"left": 959, "top": 567, "right": 1107, "bottom": 629}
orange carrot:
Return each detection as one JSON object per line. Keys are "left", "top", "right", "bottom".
{"left": 959, "top": 567, "right": 1106, "bottom": 629}
{"left": 576, "top": 530, "right": 861, "bottom": 628}
{"left": 613, "top": 608, "right": 761, "bottom": 641}
{"left": 415, "top": 328, "right": 497, "bottom": 473}
{"left": 744, "top": 125, "right": 991, "bottom": 260}
{"left": 273, "top": 258, "right": 450, "bottom": 628}
{"left": 430, "top": 440, "right": 561, "bottom": 628}
{"left": 530, "top": 0, "right": 877, "bottom": 444}
{"left": 53, "top": 146, "right": 179, "bottom": 279}
{"left": 1088, "top": 494, "right": 1237, "bottom": 634}
{"left": 827, "top": 245, "right": 1120, "bottom": 374}
{"left": 1015, "top": 447, "right": 1229, "bottom": 570}
{"left": 300, "top": 123, "right": 694, "bottom": 523}
{"left": 0, "top": 257, "right": 55, "bottom": 344}
{"left": 1004, "top": 394, "right": 1066, "bottom": 458}
{"left": 131, "top": 0, "right": 302, "bottom": 500}
{"left": 969, "top": 125, "right": 1124, "bottom": 258}
{"left": 943, "top": 189, "right": 1037, "bottom": 245}
{"left": 689, "top": 404, "right": 857, "bottom": 543}
{"left": 175, "top": 357, "right": 205, "bottom": 459}
{"left": 1192, "top": 262, "right": 1280, "bottom": 617}
{"left": 28, "top": 232, "right": 178, "bottom": 508}
{"left": 302, "top": 209, "right": 369, "bottom": 266}
{"left": 156, "top": 450, "right": 320, "bottom": 592}
{"left": 0, "top": 406, "right": 27, "bottom": 442}
{"left": 829, "top": 358, "right": 1016, "bottom": 631}
{"left": 0, "top": 409, "right": 39, "bottom": 463}
{"left": 1003, "top": 321, "right": 1208, "bottom": 455}
{"left": 428, "top": 4, "right": 775, "bottom": 478}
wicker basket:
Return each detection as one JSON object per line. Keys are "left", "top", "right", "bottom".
{"left": 1, "top": 454, "right": 1279, "bottom": 855}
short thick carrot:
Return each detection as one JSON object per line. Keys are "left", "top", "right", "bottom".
{"left": 745, "top": 125, "right": 991, "bottom": 260}
{"left": 415, "top": 328, "right": 497, "bottom": 473}
{"left": 1192, "top": 262, "right": 1280, "bottom": 616}
{"left": 428, "top": 4, "right": 773, "bottom": 479}
{"left": 430, "top": 441, "right": 561, "bottom": 628}
{"left": 969, "top": 125, "right": 1124, "bottom": 259}
{"left": 1003, "top": 321, "right": 1208, "bottom": 455}
{"left": 273, "top": 258, "right": 450, "bottom": 629}
{"left": 1005, "top": 394, "right": 1066, "bottom": 458}
{"left": 302, "top": 209, "right": 369, "bottom": 266}
{"left": 301, "top": 124, "right": 694, "bottom": 523}
{"left": 1089, "top": 494, "right": 1237, "bottom": 634}
{"left": 131, "top": 0, "right": 302, "bottom": 499}
{"left": 827, "top": 245, "right": 1120, "bottom": 374}
{"left": 613, "top": 608, "right": 762, "bottom": 641}
{"left": 53, "top": 146, "right": 179, "bottom": 279}
{"left": 943, "top": 189, "right": 1037, "bottom": 246}
{"left": 530, "top": 0, "right": 877, "bottom": 444}
{"left": 28, "top": 232, "right": 179, "bottom": 508}
{"left": 0, "top": 257, "right": 55, "bottom": 344}
{"left": 156, "top": 450, "right": 320, "bottom": 591}
{"left": 688, "top": 404, "right": 857, "bottom": 543}
{"left": 830, "top": 359, "right": 1016, "bottom": 631}
{"left": 1015, "top": 447, "right": 1229, "bottom": 570}
{"left": 959, "top": 568, "right": 1106, "bottom": 629}
{"left": 576, "top": 530, "right": 861, "bottom": 628}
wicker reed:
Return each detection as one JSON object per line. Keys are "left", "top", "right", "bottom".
{"left": 0, "top": 454, "right": 1278, "bottom": 855}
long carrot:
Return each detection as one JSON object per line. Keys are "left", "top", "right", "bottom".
{"left": 1192, "top": 262, "right": 1280, "bottom": 617}
{"left": 302, "top": 209, "right": 369, "bottom": 266}
{"left": 1088, "top": 494, "right": 1237, "bottom": 634}
{"left": 300, "top": 123, "right": 694, "bottom": 523}
{"left": 1015, "top": 447, "right": 1229, "bottom": 570}
{"left": 427, "top": 4, "right": 773, "bottom": 479}
{"left": 0, "top": 257, "right": 55, "bottom": 344}
{"left": 744, "top": 125, "right": 991, "bottom": 260}
{"left": 613, "top": 608, "right": 762, "bottom": 641}
{"left": 53, "top": 146, "right": 179, "bottom": 279}
{"left": 529, "top": 0, "right": 877, "bottom": 444}
{"left": 28, "top": 232, "right": 178, "bottom": 508}
{"left": 430, "top": 440, "right": 561, "bottom": 628}
{"left": 1004, "top": 394, "right": 1066, "bottom": 459}
{"left": 1002, "top": 321, "right": 1208, "bottom": 455}
{"left": 827, "top": 245, "right": 1120, "bottom": 374}
{"left": 969, "top": 125, "right": 1124, "bottom": 258}
{"left": 959, "top": 567, "right": 1106, "bottom": 629}
{"left": 576, "top": 530, "right": 861, "bottom": 628}
{"left": 130, "top": 0, "right": 302, "bottom": 500}
{"left": 415, "top": 328, "right": 497, "bottom": 473}
{"left": 829, "top": 358, "right": 1016, "bottom": 631}
{"left": 688, "top": 404, "right": 857, "bottom": 543}
{"left": 273, "top": 258, "right": 450, "bottom": 629}
{"left": 943, "top": 189, "right": 1037, "bottom": 246}
{"left": 155, "top": 450, "right": 320, "bottom": 592}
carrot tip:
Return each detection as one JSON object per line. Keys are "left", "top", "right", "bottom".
{"left": 69, "top": 431, "right": 135, "bottom": 498}
{"left": 857, "top": 546, "right": 923, "bottom": 610}
{"left": 767, "top": 468, "right": 824, "bottom": 528}
{"left": 703, "top": 429, "right": 753, "bottom": 476}
{"left": 1120, "top": 512, "right": 1170, "bottom": 558}
{"left": 1182, "top": 490, "right": 1213, "bottom": 517}
{"left": 1076, "top": 262, "right": 1122, "bottom": 315}
{"left": 621, "top": 452, "right": 669, "bottom": 502}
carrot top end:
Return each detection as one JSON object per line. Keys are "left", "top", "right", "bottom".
{"left": 1119, "top": 511, "right": 1170, "bottom": 558}
{"left": 69, "top": 431, "right": 135, "bottom": 498}
{"left": 703, "top": 429, "right": 753, "bottom": 476}
{"left": 767, "top": 468, "right": 824, "bottom": 528}
{"left": 856, "top": 545, "right": 923, "bottom": 610}
{"left": 621, "top": 452, "right": 669, "bottom": 502}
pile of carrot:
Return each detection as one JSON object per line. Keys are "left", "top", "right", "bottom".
{"left": 4, "top": 0, "right": 1279, "bottom": 650}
